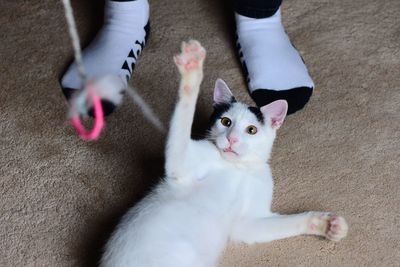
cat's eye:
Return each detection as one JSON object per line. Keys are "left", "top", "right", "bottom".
{"left": 220, "top": 117, "right": 232, "bottom": 127}
{"left": 246, "top": 125, "right": 258, "bottom": 135}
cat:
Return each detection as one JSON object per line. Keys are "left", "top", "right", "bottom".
{"left": 100, "top": 40, "right": 348, "bottom": 267}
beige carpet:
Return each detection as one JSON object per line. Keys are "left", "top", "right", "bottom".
{"left": 1, "top": 0, "right": 399, "bottom": 266}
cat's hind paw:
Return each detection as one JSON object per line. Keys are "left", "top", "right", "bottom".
{"left": 325, "top": 215, "right": 348, "bottom": 242}
{"left": 307, "top": 213, "right": 348, "bottom": 242}
{"left": 174, "top": 40, "right": 206, "bottom": 75}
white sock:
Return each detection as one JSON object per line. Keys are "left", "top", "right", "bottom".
{"left": 235, "top": 8, "right": 314, "bottom": 114}
{"left": 61, "top": 0, "right": 149, "bottom": 113}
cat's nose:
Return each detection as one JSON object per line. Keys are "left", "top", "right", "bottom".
{"left": 227, "top": 136, "right": 238, "bottom": 145}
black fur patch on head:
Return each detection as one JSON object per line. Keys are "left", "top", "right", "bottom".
{"left": 209, "top": 97, "right": 236, "bottom": 126}
{"left": 248, "top": 106, "right": 264, "bottom": 124}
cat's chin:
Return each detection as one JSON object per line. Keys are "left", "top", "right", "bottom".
{"left": 223, "top": 147, "right": 238, "bottom": 155}
{"left": 220, "top": 148, "right": 241, "bottom": 161}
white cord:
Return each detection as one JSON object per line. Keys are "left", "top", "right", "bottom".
{"left": 61, "top": 0, "right": 87, "bottom": 86}
{"left": 126, "top": 86, "right": 165, "bottom": 133}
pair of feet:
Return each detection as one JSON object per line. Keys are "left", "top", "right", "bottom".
{"left": 61, "top": 0, "right": 314, "bottom": 116}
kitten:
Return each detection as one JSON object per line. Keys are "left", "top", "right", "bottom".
{"left": 100, "top": 40, "right": 348, "bottom": 267}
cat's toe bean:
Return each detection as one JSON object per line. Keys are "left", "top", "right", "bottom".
{"left": 174, "top": 40, "right": 206, "bottom": 72}
{"left": 326, "top": 216, "right": 348, "bottom": 242}
{"left": 306, "top": 212, "right": 348, "bottom": 242}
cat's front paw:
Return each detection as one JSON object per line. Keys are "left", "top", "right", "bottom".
{"left": 307, "top": 213, "right": 348, "bottom": 242}
{"left": 174, "top": 40, "right": 206, "bottom": 76}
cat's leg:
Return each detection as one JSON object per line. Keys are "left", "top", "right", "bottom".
{"left": 165, "top": 40, "right": 206, "bottom": 180}
{"left": 230, "top": 212, "right": 348, "bottom": 244}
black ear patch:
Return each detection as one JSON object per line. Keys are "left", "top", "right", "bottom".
{"left": 248, "top": 107, "right": 264, "bottom": 124}
{"left": 209, "top": 97, "right": 236, "bottom": 126}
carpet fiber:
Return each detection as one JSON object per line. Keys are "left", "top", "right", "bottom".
{"left": 1, "top": 0, "right": 399, "bottom": 266}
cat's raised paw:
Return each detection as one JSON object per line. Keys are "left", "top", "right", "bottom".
{"left": 174, "top": 40, "right": 206, "bottom": 74}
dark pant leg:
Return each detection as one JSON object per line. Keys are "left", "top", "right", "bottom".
{"left": 233, "top": 0, "right": 282, "bottom": 18}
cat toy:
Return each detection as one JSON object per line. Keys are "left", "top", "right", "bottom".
{"left": 61, "top": 0, "right": 164, "bottom": 141}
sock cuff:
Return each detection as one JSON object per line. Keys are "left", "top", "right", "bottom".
{"left": 233, "top": 1, "right": 281, "bottom": 19}
{"left": 235, "top": 9, "right": 282, "bottom": 32}
{"left": 105, "top": 0, "right": 149, "bottom": 30}
{"left": 236, "top": 8, "right": 281, "bottom": 21}
{"left": 106, "top": 0, "right": 149, "bottom": 13}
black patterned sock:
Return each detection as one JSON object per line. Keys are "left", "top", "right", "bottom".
{"left": 61, "top": 0, "right": 150, "bottom": 116}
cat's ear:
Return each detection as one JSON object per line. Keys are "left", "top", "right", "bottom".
{"left": 213, "top": 79, "right": 236, "bottom": 105}
{"left": 260, "top": 100, "right": 288, "bottom": 129}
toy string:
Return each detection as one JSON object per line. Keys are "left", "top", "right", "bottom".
{"left": 61, "top": 0, "right": 87, "bottom": 86}
{"left": 61, "top": 0, "right": 104, "bottom": 140}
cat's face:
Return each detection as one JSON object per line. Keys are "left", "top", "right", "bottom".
{"left": 208, "top": 79, "right": 288, "bottom": 163}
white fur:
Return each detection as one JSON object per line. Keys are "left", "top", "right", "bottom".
{"left": 100, "top": 41, "right": 348, "bottom": 267}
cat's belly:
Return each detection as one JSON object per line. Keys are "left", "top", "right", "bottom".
{"left": 102, "top": 169, "right": 264, "bottom": 267}
{"left": 116, "top": 199, "right": 228, "bottom": 267}
{"left": 105, "top": 176, "right": 240, "bottom": 267}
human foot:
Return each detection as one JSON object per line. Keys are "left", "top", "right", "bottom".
{"left": 235, "top": 8, "right": 314, "bottom": 115}
{"left": 61, "top": 0, "right": 150, "bottom": 115}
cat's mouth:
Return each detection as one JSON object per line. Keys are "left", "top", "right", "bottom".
{"left": 223, "top": 147, "right": 238, "bottom": 156}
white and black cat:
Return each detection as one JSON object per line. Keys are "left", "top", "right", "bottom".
{"left": 100, "top": 40, "right": 348, "bottom": 267}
